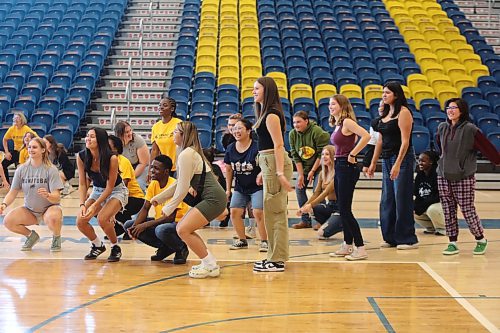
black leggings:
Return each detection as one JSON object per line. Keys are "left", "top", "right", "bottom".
{"left": 114, "top": 196, "right": 145, "bottom": 236}
{"left": 2, "top": 150, "right": 19, "bottom": 184}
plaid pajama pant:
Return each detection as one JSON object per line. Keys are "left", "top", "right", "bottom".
{"left": 437, "top": 175, "right": 483, "bottom": 239}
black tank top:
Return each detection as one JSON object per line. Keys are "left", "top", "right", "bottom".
{"left": 78, "top": 150, "right": 122, "bottom": 188}
{"left": 255, "top": 109, "right": 285, "bottom": 151}
{"left": 374, "top": 118, "right": 413, "bottom": 158}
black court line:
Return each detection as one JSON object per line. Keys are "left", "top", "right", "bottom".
{"left": 160, "top": 311, "right": 375, "bottom": 332}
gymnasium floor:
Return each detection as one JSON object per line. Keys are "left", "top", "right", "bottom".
{"left": 0, "top": 188, "right": 499, "bottom": 332}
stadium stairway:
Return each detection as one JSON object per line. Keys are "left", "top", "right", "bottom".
{"left": 80, "top": 0, "right": 183, "bottom": 148}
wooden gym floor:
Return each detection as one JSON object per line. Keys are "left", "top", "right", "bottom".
{"left": 0, "top": 188, "right": 499, "bottom": 332}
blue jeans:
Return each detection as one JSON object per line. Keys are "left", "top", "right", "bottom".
{"left": 335, "top": 157, "right": 364, "bottom": 247}
{"left": 124, "top": 219, "right": 185, "bottom": 252}
{"left": 295, "top": 171, "right": 320, "bottom": 224}
{"left": 313, "top": 201, "right": 343, "bottom": 238}
{"left": 380, "top": 152, "right": 418, "bottom": 245}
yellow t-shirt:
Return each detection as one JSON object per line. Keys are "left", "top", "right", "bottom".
{"left": 19, "top": 147, "right": 29, "bottom": 164}
{"left": 146, "top": 177, "right": 189, "bottom": 221}
{"left": 4, "top": 125, "right": 37, "bottom": 151}
{"left": 151, "top": 117, "right": 182, "bottom": 171}
{"left": 117, "top": 155, "right": 144, "bottom": 199}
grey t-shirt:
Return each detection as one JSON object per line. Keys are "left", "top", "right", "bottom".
{"left": 123, "top": 134, "right": 146, "bottom": 166}
{"left": 11, "top": 163, "right": 64, "bottom": 214}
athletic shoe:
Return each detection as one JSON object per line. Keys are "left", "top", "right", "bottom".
{"left": 50, "top": 235, "right": 62, "bottom": 252}
{"left": 259, "top": 240, "right": 269, "bottom": 252}
{"left": 21, "top": 230, "right": 40, "bottom": 251}
{"left": 442, "top": 243, "right": 459, "bottom": 255}
{"left": 61, "top": 182, "right": 72, "bottom": 196}
{"left": 245, "top": 225, "right": 257, "bottom": 239}
{"left": 329, "top": 242, "right": 353, "bottom": 257}
{"left": 150, "top": 246, "right": 174, "bottom": 261}
{"left": 345, "top": 248, "right": 368, "bottom": 261}
{"left": 435, "top": 229, "right": 446, "bottom": 236}
{"left": 380, "top": 241, "right": 396, "bottom": 248}
{"left": 253, "top": 261, "right": 285, "bottom": 272}
{"left": 229, "top": 239, "right": 248, "bottom": 250}
{"left": 397, "top": 243, "right": 419, "bottom": 250}
{"left": 107, "top": 245, "right": 122, "bottom": 262}
{"left": 173, "top": 245, "right": 189, "bottom": 264}
{"left": 84, "top": 244, "right": 106, "bottom": 260}
{"left": 423, "top": 228, "right": 436, "bottom": 234}
{"left": 189, "top": 264, "right": 220, "bottom": 278}
{"left": 313, "top": 223, "right": 321, "bottom": 231}
{"left": 292, "top": 221, "right": 312, "bottom": 229}
{"left": 253, "top": 259, "right": 267, "bottom": 270}
{"left": 473, "top": 240, "right": 487, "bottom": 255}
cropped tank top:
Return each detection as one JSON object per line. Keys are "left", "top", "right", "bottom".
{"left": 331, "top": 124, "right": 356, "bottom": 157}
{"left": 78, "top": 150, "right": 122, "bottom": 188}
{"left": 255, "top": 109, "right": 285, "bottom": 151}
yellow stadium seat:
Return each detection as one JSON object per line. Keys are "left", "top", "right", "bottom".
{"left": 240, "top": 36, "right": 260, "bottom": 49}
{"left": 315, "top": 84, "right": 337, "bottom": 106}
{"left": 241, "top": 88, "right": 253, "bottom": 101}
{"left": 422, "top": 62, "right": 445, "bottom": 78}
{"left": 451, "top": 75, "right": 475, "bottom": 94}
{"left": 386, "top": 1, "right": 405, "bottom": 12}
{"left": 218, "top": 75, "right": 239, "bottom": 87}
{"left": 219, "top": 63, "right": 239, "bottom": 77}
{"left": 437, "top": 53, "right": 460, "bottom": 68}
{"left": 290, "top": 84, "right": 313, "bottom": 104}
{"left": 363, "top": 85, "right": 383, "bottom": 108}
{"left": 407, "top": 74, "right": 429, "bottom": 93}
{"left": 240, "top": 26, "right": 259, "bottom": 38}
{"left": 267, "top": 72, "right": 287, "bottom": 88}
{"left": 440, "top": 25, "right": 460, "bottom": 36}
{"left": 242, "top": 64, "right": 262, "bottom": 79}
{"left": 196, "top": 61, "right": 216, "bottom": 74}
{"left": 219, "top": 45, "right": 238, "bottom": 57}
{"left": 404, "top": 31, "right": 426, "bottom": 43}
{"left": 241, "top": 76, "right": 259, "bottom": 89}
{"left": 241, "top": 54, "right": 261, "bottom": 67}
{"left": 428, "top": 9, "right": 448, "bottom": 21}
{"left": 390, "top": 8, "right": 409, "bottom": 19}
{"left": 220, "top": 27, "right": 238, "bottom": 37}
{"left": 445, "top": 63, "right": 467, "bottom": 78}
{"left": 402, "top": 85, "right": 411, "bottom": 99}
{"left": 219, "top": 54, "right": 239, "bottom": 68}
{"left": 416, "top": 17, "right": 434, "bottom": 31}
{"left": 410, "top": 41, "right": 432, "bottom": 54}
{"left": 405, "top": 2, "right": 422, "bottom": 11}
{"left": 413, "top": 85, "right": 436, "bottom": 109}
{"left": 459, "top": 53, "right": 482, "bottom": 67}
{"left": 339, "top": 84, "right": 362, "bottom": 99}
{"left": 422, "top": 2, "right": 443, "bottom": 12}
{"left": 408, "top": 9, "right": 428, "bottom": 20}
{"left": 467, "top": 64, "right": 490, "bottom": 84}
{"left": 453, "top": 44, "right": 475, "bottom": 57}
{"left": 220, "top": 36, "right": 238, "bottom": 48}
{"left": 429, "top": 74, "right": 452, "bottom": 92}
{"left": 415, "top": 51, "right": 438, "bottom": 66}
{"left": 436, "top": 87, "right": 459, "bottom": 108}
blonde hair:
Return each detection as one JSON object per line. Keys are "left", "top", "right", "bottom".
{"left": 14, "top": 112, "right": 28, "bottom": 126}
{"left": 329, "top": 94, "right": 357, "bottom": 127}
{"left": 320, "top": 145, "right": 336, "bottom": 184}
{"left": 176, "top": 121, "right": 210, "bottom": 165}
{"left": 28, "top": 137, "right": 52, "bottom": 167}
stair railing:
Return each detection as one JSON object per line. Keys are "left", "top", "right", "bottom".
{"left": 126, "top": 56, "right": 132, "bottom": 121}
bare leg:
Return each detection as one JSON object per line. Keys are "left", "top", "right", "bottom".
{"left": 230, "top": 208, "right": 246, "bottom": 239}
{"left": 3, "top": 207, "right": 38, "bottom": 236}
{"left": 253, "top": 209, "right": 267, "bottom": 241}
{"left": 176, "top": 208, "right": 212, "bottom": 259}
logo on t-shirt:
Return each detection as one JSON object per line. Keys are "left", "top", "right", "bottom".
{"left": 232, "top": 161, "right": 254, "bottom": 175}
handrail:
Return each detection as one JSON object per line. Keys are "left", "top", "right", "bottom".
{"left": 139, "top": 18, "right": 144, "bottom": 78}
{"left": 149, "top": 1, "right": 153, "bottom": 36}
{"left": 126, "top": 56, "right": 132, "bottom": 121}
{"left": 110, "top": 107, "right": 116, "bottom": 129}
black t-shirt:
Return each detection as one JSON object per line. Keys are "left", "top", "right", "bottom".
{"left": 78, "top": 150, "right": 122, "bottom": 188}
{"left": 224, "top": 140, "right": 262, "bottom": 194}
{"left": 255, "top": 109, "right": 285, "bottom": 151}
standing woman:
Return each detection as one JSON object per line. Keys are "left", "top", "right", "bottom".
{"left": 150, "top": 97, "right": 183, "bottom": 177}
{"left": 252, "top": 76, "right": 293, "bottom": 272}
{"left": 0, "top": 137, "right": 64, "bottom": 252}
{"left": 76, "top": 128, "right": 129, "bottom": 262}
{"left": 224, "top": 118, "right": 267, "bottom": 252}
{"left": 151, "top": 122, "right": 227, "bottom": 279}
{"left": 436, "top": 98, "right": 500, "bottom": 255}
{"left": 2, "top": 112, "right": 37, "bottom": 184}
{"left": 329, "top": 95, "right": 371, "bottom": 260}
{"left": 289, "top": 111, "right": 330, "bottom": 229}
{"left": 114, "top": 121, "right": 150, "bottom": 190}
{"left": 43, "top": 135, "right": 75, "bottom": 195}
{"left": 368, "top": 82, "right": 419, "bottom": 249}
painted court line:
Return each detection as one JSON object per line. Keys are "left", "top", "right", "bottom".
{"left": 418, "top": 262, "right": 499, "bottom": 333}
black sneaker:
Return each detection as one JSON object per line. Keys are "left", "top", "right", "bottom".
{"left": 173, "top": 245, "right": 189, "bottom": 265}
{"left": 122, "top": 233, "right": 132, "bottom": 241}
{"left": 229, "top": 239, "right": 248, "bottom": 250}
{"left": 151, "top": 246, "right": 174, "bottom": 261}
{"left": 84, "top": 244, "right": 106, "bottom": 260}
{"left": 107, "top": 245, "right": 122, "bottom": 262}
{"left": 253, "top": 261, "right": 285, "bottom": 272}
{"left": 253, "top": 259, "right": 267, "bottom": 269}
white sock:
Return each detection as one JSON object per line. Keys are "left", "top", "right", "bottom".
{"left": 249, "top": 218, "right": 256, "bottom": 227}
{"left": 450, "top": 241, "right": 457, "bottom": 246}
{"left": 201, "top": 250, "right": 217, "bottom": 268}
{"left": 478, "top": 238, "right": 487, "bottom": 244}
{"left": 111, "top": 242, "right": 118, "bottom": 247}
{"left": 91, "top": 237, "right": 103, "bottom": 247}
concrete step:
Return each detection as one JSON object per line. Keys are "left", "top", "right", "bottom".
{"left": 120, "top": 22, "right": 179, "bottom": 32}
{"left": 102, "top": 68, "right": 171, "bottom": 79}
{"left": 99, "top": 78, "right": 166, "bottom": 91}
{"left": 116, "top": 49, "right": 175, "bottom": 58}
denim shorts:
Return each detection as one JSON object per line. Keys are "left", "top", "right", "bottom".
{"left": 87, "top": 182, "right": 129, "bottom": 210}
{"left": 230, "top": 190, "right": 263, "bottom": 210}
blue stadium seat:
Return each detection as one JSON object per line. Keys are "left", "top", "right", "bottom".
{"left": 476, "top": 113, "right": 499, "bottom": 135}
{"left": 56, "top": 109, "right": 80, "bottom": 133}
{"left": 425, "top": 112, "right": 447, "bottom": 138}
{"left": 49, "top": 124, "right": 73, "bottom": 149}
{"left": 412, "top": 125, "right": 431, "bottom": 154}
{"left": 31, "top": 109, "right": 54, "bottom": 131}
{"left": 198, "top": 128, "right": 212, "bottom": 149}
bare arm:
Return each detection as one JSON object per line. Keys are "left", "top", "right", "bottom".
{"left": 135, "top": 144, "right": 150, "bottom": 178}
{"left": 267, "top": 114, "right": 292, "bottom": 191}
{"left": 367, "top": 133, "right": 383, "bottom": 178}
{"left": 343, "top": 118, "right": 371, "bottom": 163}
{"left": 225, "top": 163, "right": 233, "bottom": 196}
{"left": 0, "top": 188, "right": 20, "bottom": 214}
{"left": 76, "top": 154, "right": 88, "bottom": 206}
{"left": 93, "top": 155, "right": 119, "bottom": 207}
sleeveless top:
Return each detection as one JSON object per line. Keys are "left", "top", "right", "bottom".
{"left": 78, "top": 150, "right": 122, "bottom": 188}
{"left": 331, "top": 124, "right": 356, "bottom": 157}
{"left": 374, "top": 118, "right": 413, "bottom": 159}
{"left": 255, "top": 109, "right": 285, "bottom": 151}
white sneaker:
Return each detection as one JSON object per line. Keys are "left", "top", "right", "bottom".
{"left": 396, "top": 243, "right": 419, "bottom": 250}
{"left": 259, "top": 240, "right": 268, "bottom": 252}
{"left": 245, "top": 225, "right": 257, "bottom": 239}
{"left": 380, "top": 241, "right": 395, "bottom": 248}
{"left": 188, "top": 264, "right": 220, "bottom": 279}
{"left": 61, "top": 182, "right": 72, "bottom": 195}
{"left": 345, "top": 248, "right": 368, "bottom": 261}
{"left": 329, "top": 242, "right": 353, "bottom": 257}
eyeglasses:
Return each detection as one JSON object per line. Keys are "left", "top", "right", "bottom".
{"left": 445, "top": 106, "right": 459, "bottom": 110}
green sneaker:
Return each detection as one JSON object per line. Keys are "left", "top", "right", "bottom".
{"left": 473, "top": 240, "right": 487, "bottom": 255}
{"left": 50, "top": 235, "right": 62, "bottom": 252}
{"left": 442, "top": 243, "right": 459, "bottom": 255}
{"left": 21, "top": 230, "right": 40, "bottom": 251}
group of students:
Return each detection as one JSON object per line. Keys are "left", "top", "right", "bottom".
{"left": 1, "top": 77, "right": 499, "bottom": 278}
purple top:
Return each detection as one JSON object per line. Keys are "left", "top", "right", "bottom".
{"left": 331, "top": 124, "right": 356, "bottom": 157}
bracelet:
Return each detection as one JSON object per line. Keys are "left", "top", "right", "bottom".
{"left": 276, "top": 171, "right": 284, "bottom": 177}
{"left": 1, "top": 203, "right": 7, "bottom": 208}
{"left": 80, "top": 204, "right": 85, "bottom": 207}
{"left": 349, "top": 154, "right": 357, "bottom": 158}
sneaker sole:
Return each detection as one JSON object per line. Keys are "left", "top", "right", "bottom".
{"left": 473, "top": 251, "right": 486, "bottom": 255}
{"left": 189, "top": 270, "right": 220, "bottom": 278}
{"left": 443, "top": 251, "right": 459, "bottom": 255}
{"left": 253, "top": 267, "right": 285, "bottom": 272}
{"left": 259, "top": 248, "right": 268, "bottom": 253}
{"left": 345, "top": 255, "right": 368, "bottom": 261}
{"left": 50, "top": 248, "right": 62, "bottom": 252}
{"left": 107, "top": 257, "right": 121, "bottom": 262}
{"left": 329, "top": 252, "right": 351, "bottom": 257}
{"left": 229, "top": 246, "right": 248, "bottom": 250}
